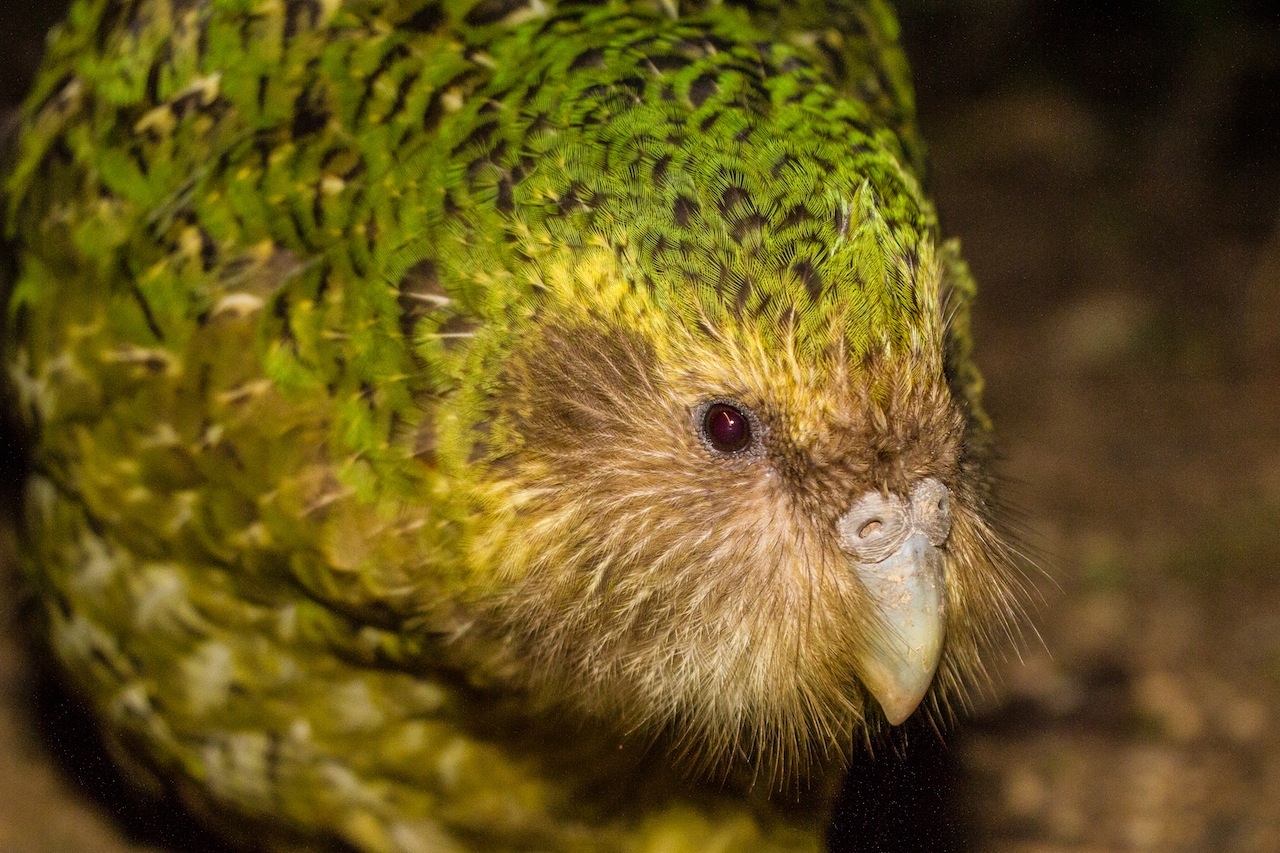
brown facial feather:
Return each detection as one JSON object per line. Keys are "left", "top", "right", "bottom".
{"left": 469, "top": 318, "right": 1022, "bottom": 785}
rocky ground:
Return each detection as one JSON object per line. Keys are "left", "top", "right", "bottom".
{"left": 2, "top": 2, "right": 1279, "bottom": 851}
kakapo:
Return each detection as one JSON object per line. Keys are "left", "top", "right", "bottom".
{"left": 3, "top": 0, "right": 1026, "bottom": 850}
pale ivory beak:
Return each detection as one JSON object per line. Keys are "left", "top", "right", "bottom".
{"left": 838, "top": 478, "right": 951, "bottom": 725}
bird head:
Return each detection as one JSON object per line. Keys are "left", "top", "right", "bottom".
{"left": 426, "top": 13, "right": 1026, "bottom": 782}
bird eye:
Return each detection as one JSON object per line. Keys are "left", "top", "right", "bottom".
{"left": 701, "top": 402, "right": 753, "bottom": 454}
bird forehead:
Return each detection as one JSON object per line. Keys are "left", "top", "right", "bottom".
{"left": 479, "top": 16, "right": 940, "bottom": 361}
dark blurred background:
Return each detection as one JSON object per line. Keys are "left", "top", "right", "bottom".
{"left": 2, "top": 1, "right": 1279, "bottom": 851}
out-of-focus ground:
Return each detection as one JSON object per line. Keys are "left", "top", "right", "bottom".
{"left": 903, "top": 2, "right": 1280, "bottom": 851}
{"left": 2, "top": 1, "right": 1279, "bottom": 851}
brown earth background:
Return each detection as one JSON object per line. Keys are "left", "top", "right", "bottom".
{"left": 2, "top": 1, "right": 1279, "bottom": 851}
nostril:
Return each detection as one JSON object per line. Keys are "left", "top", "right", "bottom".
{"left": 838, "top": 490, "right": 909, "bottom": 560}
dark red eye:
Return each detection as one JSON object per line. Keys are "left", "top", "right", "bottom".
{"left": 703, "top": 403, "right": 752, "bottom": 453}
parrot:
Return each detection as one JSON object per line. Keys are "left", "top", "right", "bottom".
{"left": 2, "top": 0, "right": 1026, "bottom": 850}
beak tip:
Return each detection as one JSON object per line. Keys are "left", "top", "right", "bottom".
{"left": 861, "top": 654, "right": 939, "bottom": 725}
{"left": 882, "top": 705, "right": 916, "bottom": 727}
{"left": 881, "top": 690, "right": 925, "bottom": 725}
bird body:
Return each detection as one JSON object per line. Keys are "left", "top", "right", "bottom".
{"left": 4, "top": 1, "right": 1021, "bottom": 850}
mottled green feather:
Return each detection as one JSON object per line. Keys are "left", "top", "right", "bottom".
{"left": 4, "top": 1, "right": 1008, "bottom": 851}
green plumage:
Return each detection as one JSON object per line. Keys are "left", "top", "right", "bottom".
{"left": 4, "top": 1, "right": 1018, "bottom": 850}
